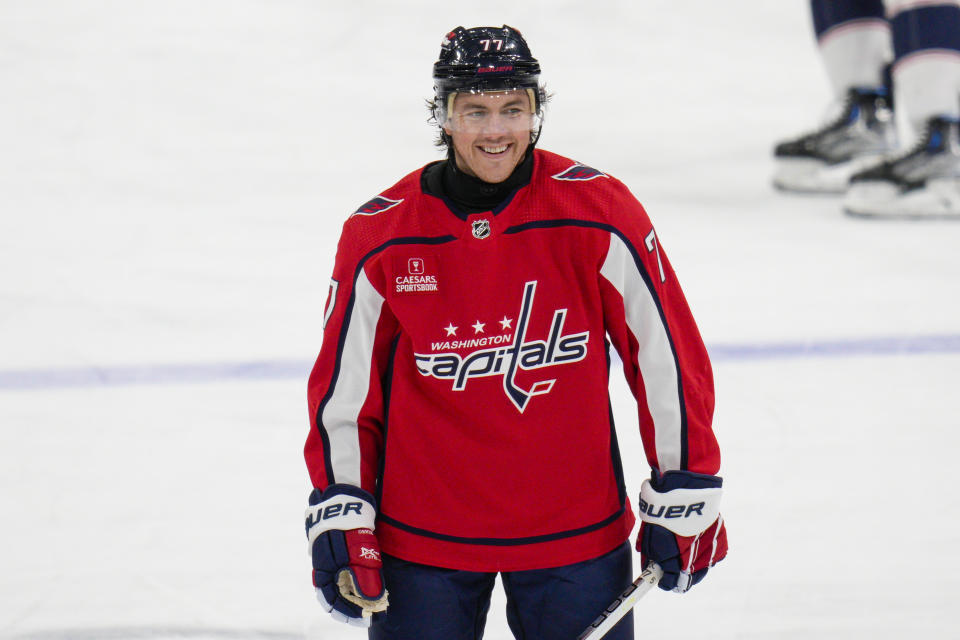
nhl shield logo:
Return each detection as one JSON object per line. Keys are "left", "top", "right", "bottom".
{"left": 472, "top": 219, "right": 491, "bottom": 239}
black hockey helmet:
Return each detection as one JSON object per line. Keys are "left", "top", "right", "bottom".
{"left": 432, "top": 25, "right": 544, "bottom": 125}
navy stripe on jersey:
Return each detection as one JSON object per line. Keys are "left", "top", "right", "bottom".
{"left": 504, "top": 218, "right": 689, "bottom": 470}
{"left": 316, "top": 235, "right": 457, "bottom": 485}
{"left": 892, "top": 4, "right": 960, "bottom": 59}
{"left": 608, "top": 400, "right": 628, "bottom": 507}
{"left": 374, "top": 334, "right": 401, "bottom": 508}
{"left": 606, "top": 339, "right": 628, "bottom": 507}
{"left": 377, "top": 507, "right": 626, "bottom": 546}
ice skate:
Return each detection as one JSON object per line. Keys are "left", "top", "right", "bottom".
{"left": 773, "top": 88, "right": 897, "bottom": 194}
{"left": 843, "top": 115, "right": 960, "bottom": 219}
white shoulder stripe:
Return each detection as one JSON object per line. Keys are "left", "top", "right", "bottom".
{"left": 321, "top": 269, "right": 384, "bottom": 486}
{"left": 599, "top": 233, "right": 684, "bottom": 472}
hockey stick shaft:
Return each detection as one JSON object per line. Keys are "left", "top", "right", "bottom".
{"left": 576, "top": 562, "right": 663, "bottom": 640}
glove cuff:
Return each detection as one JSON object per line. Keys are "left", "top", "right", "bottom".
{"left": 305, "top": 484, "right": 377, "bottom": 546}
{"left": 638, "top": 470, "right": 722, "bottom": 537}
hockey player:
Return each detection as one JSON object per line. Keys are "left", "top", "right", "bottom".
{"left": 772, "top": 0, "right": 960, "bottom": 219}
{"left": 304, "top": 25, "right": 728, "bottom": 640}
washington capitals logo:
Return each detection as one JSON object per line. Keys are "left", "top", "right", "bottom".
{"left": 352, "top": 195, "right": 403, "bottom": 217}
{"left": 552, "top": 163, "right": 607, "bottom": 181}
{"left": 414, "top": 281, "right": 589, "bottom": 412}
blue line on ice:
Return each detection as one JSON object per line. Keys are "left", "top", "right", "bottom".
{"left": 1, "top": 334, "right": 958, "bottom": 391}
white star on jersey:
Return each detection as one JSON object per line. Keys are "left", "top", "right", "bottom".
{"left": 499, "top": 316, "right": 513, "bottom": 330}
{"left": 472, "top": 320, "right": 485, "bottom": 334}
{"left": 444, "top": 323, "right": 458, "bottom": 337}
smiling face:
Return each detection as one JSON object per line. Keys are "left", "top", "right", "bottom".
{"left": 442, "top": 89, "right": 535, "bottom": 184}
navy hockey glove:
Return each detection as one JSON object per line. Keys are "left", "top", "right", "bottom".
{"left": 636, "top": 469, "right": 728, "bottom": 593}
{"left": 305, "top": 484, "right": 388, "bottom": 627}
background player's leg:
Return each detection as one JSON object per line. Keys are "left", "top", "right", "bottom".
{"left": 844, "top": 1, "right": 960, "bottom": 218}
{"left": 813, "top": 0, "right": 891, "bottom": 96}
{"left": 888, "top": 0, "right": 960, "bottom": 135}
{"left": 773, "top": 0, "right": 896, "bottom": 193}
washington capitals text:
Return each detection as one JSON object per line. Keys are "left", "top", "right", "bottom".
{"left": 414, "top": 281, "right": 589, "bottom": 412}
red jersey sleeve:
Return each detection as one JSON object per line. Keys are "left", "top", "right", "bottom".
{"left": 304, "top": 222, "right": 399, "bottom": 496}
{"left": 597, "top": 188, "right": 719, "bottom": 475}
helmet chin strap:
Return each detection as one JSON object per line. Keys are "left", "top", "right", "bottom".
{"left": 530, "top": 119, "right": 544, "bottom": 147}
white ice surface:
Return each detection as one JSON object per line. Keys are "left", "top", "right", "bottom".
{"left": 2, "top": 1, "right": 959, "bottom": 638}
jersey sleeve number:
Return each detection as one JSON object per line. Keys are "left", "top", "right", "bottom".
{"left": 644, "top": 230, "right": 666, "bottom": 283}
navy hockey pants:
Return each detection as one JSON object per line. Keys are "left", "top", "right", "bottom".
{"left": 368, "top": 542, "right": 634, "bottom": 640}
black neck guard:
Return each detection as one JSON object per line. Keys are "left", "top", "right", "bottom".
{"left": 422, "top": 147, "right": 534, "bottom": 217}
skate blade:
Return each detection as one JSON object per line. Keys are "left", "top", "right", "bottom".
{"left": 844, "top": 178, "right": 960, "bottom": 220}
{"left": 772, "top": 155, "right": 883, "bottom": 195}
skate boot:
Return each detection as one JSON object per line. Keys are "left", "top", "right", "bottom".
{"left": 773, "top": 87, "right": 897, "bottom": 194}
{"left": 843, "top": 115, "right": 960, "bottom": 219}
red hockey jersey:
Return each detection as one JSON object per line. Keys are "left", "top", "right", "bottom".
{"left": 305, "top": 149, "right": 719, "bottom": 572}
